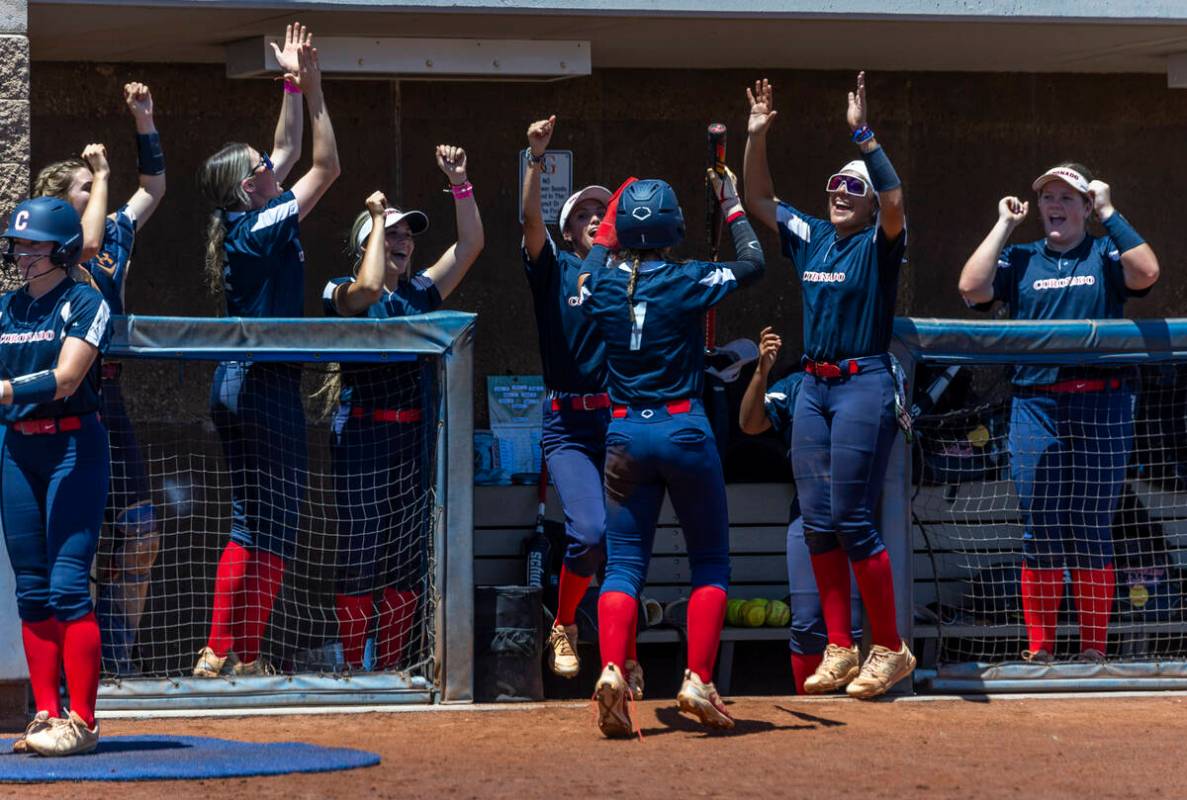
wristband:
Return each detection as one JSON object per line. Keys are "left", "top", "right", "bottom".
{"left": 283, "top": 79, "right": 302, "bottom": 95}
{"left": 724, "top": 204, "right": 745, "bottom": 224}
{"left": 525, "top": 148, "right": 546, "bottom": 165}
{"left": 10, "top": 370, "right": 57, "bottom": 405}
{"left": 136, "top": 132, "right": 165, "bottom": 176}
{"left": 860, "top": 145, "right": 901, "bottom": 192}
{"left": 851, "top": 125, "right": 875, "bottom": 145}
{"left": 1101, "top": 212, "right": 1145, "bottom": 253}
{"left": 449, "top": 180, "right": 474, "bottom": 200}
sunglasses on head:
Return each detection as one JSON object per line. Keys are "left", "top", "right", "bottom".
{"left": 825, "top": 173, "right": 869, "bottom": 197}
{"left": 243, "top": 151, "right": 274, "bottom": 181}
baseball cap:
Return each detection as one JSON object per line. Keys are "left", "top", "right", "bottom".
{"left": 1031, "top": 166, "right": 1091, "bottom": 195}
{"left": 355, "top": 207, "right": 429, "bottom": 250}
{"left": 558, "top": 185, "right": 612, "bottom": 232}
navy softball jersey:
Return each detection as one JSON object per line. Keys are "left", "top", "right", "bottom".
{"left": 83, "top": 206, "right": 136, "bottom": 316}
{"left": 776, "top": 201, "right": 905, "bottom": 363}
{"left": 222, "top": 190, "right": 304, "bottom": 318}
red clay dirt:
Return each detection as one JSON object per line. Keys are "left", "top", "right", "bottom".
{"left": 2, "top": 695, "right": 1185, "bottom": 799}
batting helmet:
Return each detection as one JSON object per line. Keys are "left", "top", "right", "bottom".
{"left": 3, "top": 197, "right": 84, "bottom": 268}
{"left": 616, "top": 179, "right": 684, "bottom": 249}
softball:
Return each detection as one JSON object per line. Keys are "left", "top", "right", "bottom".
{"left": 765, "top": 599, "right": 791, "bottom": 627}
{"left": 726, "top": 598, "right": 745, "bottom": 626}
{"left": 741, "top": 599, "right": 768, "bottom": 627}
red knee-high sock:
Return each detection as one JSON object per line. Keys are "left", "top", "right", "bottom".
{"left": 686, "top": 586, "right": 728, "bottom": 684}
{"left": 377, "top": 588, "right": 419, "bottom": 669}
{"left": 240, "top": 550, "right": 285, "bottom": 664}
{"left": 852, "top": 550, "right": 901, "bottom": 650}
{"left": 1020, "top": 566, "right": 1064, "bottom": 655}
{"left": 791, "top": 653, "right": 824, "bottom": 695}
{"left": 335, "top": 593, "right": 375, "bottom": 669}
{"left": 61, "top": 613, "right": 101, "bottom": 728}
{"left": 597, "top": 591, "right": 636, "bottom": 670}
{"left": 1073, "top": 565, "right": 1115, "bottom": 655}
{"left": 21, "top": 619, "right": 63, "bottom": 717}
{"left": 207, "top": 541, "right": 251, "bottom": 657}
{"left": 810, "top": 548, "right": 854, "bottom": 648}
{"left": 554, "top": 565, "right": 592, "bottom": 628}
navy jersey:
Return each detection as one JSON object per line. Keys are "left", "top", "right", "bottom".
{"left": 776, "top": 202, "right": 906, "bottom": 363}
{"left": 223, "top": 190, "right": 304, "bottom": 318}
{"left": 979, "top": 235, "right": 1149, "bottom": 386}
{"left": 763, "top": 371, "right": 806, "bottom": 456}
{"left": 0, "top": 278, "right": 111, "bottom": 422}
{"left": 83, "top": 206, "right": 136, "bottom": 316}
{"left": 322, "top": 274, "right": 442, "bottom": 409}
{"left": 579, "top": 217, "right": 764, "bottom": 404}
{"left": 523, "top": 235, "right": 607, "bottom": 394}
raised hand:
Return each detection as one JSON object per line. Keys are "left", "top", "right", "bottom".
{"left": 746, "top": 79, "right": 778, "bottom": 136}
{"left": 847, "top": 71, "right": 868, "bottom": 132}
{"left": 124, "top": 82, "right": 153, "bottom": 119}
{"left": 998, "top": 195, "right": 1029, "bottom": 226}
{"left": 365, "top": 190, "right": 388, "bottom": 218}
{"left": 1088, "top": 180, "right": 1114, "bottom": 220}
{"left": 81, "top": 143, "right": 110, "bottom": 178}
{"left": 271, "top": 22, "right": 310, "bottom": 76}
{"left": 527, "top": 115, "right": 556, "bottom": 157}
{"left": 758, "top": 326, "right": 782, "bottom": 375}
{"left": 436, "top": 144, "right": 468, "bottom": 185}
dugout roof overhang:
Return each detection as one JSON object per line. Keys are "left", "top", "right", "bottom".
{"left": 25, "top": 0, "right": 1187, "bottom": 79}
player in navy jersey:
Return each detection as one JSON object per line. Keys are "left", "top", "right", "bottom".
{"left": 739, "top": 326, "right": 863, "bottom": 694}
{"left": 958, "top": 163, "right": 1160, "bottom": 662}
{"left": 579, "top": 169, "right": 764, "bottom": 737}
{"left": 324, "top": 149, "right": 482, "bottom": 672}
{"left": 193, "top": 22, "right": 341, "bottom": 677}
{"left": 521, "top": 115, "right": 645, "bottom": 692}
{"left": 744, "top": 73, "right": 915, "bottom": 698}
{"left": 0, "top": 197, "right": 112, "bottom": 756}
{"left": 34, "top": 81, "right": 167, "bottom": 676}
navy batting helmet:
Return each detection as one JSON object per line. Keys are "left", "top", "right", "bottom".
{"left": 616, "top": 179, "right": 684, "bottom": 249}
{"left": 3, "top": 197, "right": 84, "bottom": 268}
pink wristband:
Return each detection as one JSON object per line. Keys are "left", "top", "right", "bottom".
{"left": 450, "top": 181, "right": 474, "bottom": 200}
{"left": 284, "top": 80, "right": 302, "bottom": 95}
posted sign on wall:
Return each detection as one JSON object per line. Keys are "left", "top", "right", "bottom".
{"left": 518, "top": 150, "right": 573, "bottom": 226}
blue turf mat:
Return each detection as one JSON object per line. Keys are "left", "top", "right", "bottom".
{"left": 0, "top": 734, "right": 380, "bottom": 782}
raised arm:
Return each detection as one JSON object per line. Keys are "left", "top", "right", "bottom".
{"left": 739, "top": 326, "right": 780, "bottom": 435}
{"left": 333, "top": 191, "right": 388, "bottom": 316}
{"left": 423, "top": 145, "right": 484, "bottom": 300}
{"left": 287, "top": 33, "right": 341, "bottom": 221}
{"left": 711, "top": 166, "right": 765, "bottom": 287}
{"left": 268, "top": 22, "right": 309, "bottom": 183}
{"left": 521, "top": 115, "right": 555, "bottom": 261}
{"left": 1089, "top": 180, "right": 1160, "bottom": 292}
{"left": 743, "top": 79, "right": 780, "bottom": 234}
{"left": 958, "top": 196, "right": 1027, "bottom": 306}
{"left": 121, "top": 82, "right": 166, "bottom": 226}
{"left": 847, "top": 71, "right": 904, "bottom": 241}
{"left": 78, "top": 144, "right": 110, "bottom": 263}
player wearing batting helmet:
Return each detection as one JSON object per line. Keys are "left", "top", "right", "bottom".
{"left": 324, "top": 146, "right": 482, "bottom": 672}
{"left": 744, "top": 72, "right": 914, "bottom": 698}
{"left": 958, "top": 163, "right": 1160, "bottom": 662}
{"left": 578, "top": 169, "right": 764, "bottom": 737}
{"left": 193, "top": 22, "right": 340, "bottom": 679}
{"left": 34, "top": 81, "right": 167, "bottom": 678}
{"left": 0, "top": 197, "right": 112, "bottom": 756}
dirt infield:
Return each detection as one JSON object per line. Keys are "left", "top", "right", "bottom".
{"left": 3, "top": 694, "right": 1185, "bottom": 798}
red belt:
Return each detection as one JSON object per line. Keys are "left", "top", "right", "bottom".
{"left": 612, "top": 398, "right": 692, "bottom": 419}
{"left": 350, "top": 407, "right": 423, "bottom": 423}
{"left": 13, "top": 415, "right": 85, "bottom": 435}
{"left": 550, "top": 392, "right": 611, "bottom": 412}
{"left": 101, "top": 362, "right": 122, "bottom": 381}
{"left": 804, "top": 359, "right": 861, "bottom": 379}
{"left": 1034, "top": 379, "right": 1121, "bottom": 394}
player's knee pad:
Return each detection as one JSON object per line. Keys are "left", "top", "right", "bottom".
{"left": 563, "top": 540, "right": 605, "bottom": 578}
{"left": 803, "top": 528, "right": 842, "bottom": 556}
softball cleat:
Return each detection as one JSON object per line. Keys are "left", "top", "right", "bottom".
{"left": 625, "top": 658, "right": 645, "bottom": 701}
{"left": 12, "top": 710, "right": 51, "bottom": 754}
{"left": 547, "top": 623, "right": 580, "bottom": 678}
{"left": 677, "top": 669, "right": 734, "bottom": 729}
{"left": 803, "top": 643, "right": 860, "bottom": 694}
{"left": 846, "top": 640, "right": 916, "bottom": 699}
{"left": 26, "top": 710, "right": 99, "bottom": 757}
{"left": 594, "top": 662, "right": 634, "bottom": 738}
{"left": 232, "top": 657, "right": 277, "bottom": 677}
{"left": 192, "top": 646, "right": 239, "bottom": 677}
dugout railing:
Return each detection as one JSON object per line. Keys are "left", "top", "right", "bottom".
{"left": 893, "top": 317, "right": 1187, "bottom": 692}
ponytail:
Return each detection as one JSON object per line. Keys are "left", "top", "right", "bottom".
{"left": 196, "top": 143, "right": 253, "bottom": 299}
{"left": 204, "top": 210, "right": 228, "bottom": 296}
{"left": 626, "top": 254, "right": 640, "bottom": 307}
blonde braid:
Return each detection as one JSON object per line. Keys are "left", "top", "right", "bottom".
{"left": 626, "top": 254, "right": 640, "bottom": 306}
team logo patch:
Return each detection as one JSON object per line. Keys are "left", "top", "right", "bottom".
{"left": 631, "top": 207, "right": 652, "bottom": 221}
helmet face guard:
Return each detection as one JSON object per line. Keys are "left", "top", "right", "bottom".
{"left": 3, "top": 196, "right": 84, "bottom": 272}
{"left": 615, "top": 179, "right": 685, "bottom": 250}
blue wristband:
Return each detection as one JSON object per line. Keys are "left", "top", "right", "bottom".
{"left": 851, "top": 125, "right": 874, "bottom": 144}
{"left": 1101, "top": 212, "right": 1145, "bottom": 254}
{"left": 860, "top": 145, "right": 901, "bottom": 192}
{"left": 10, "top": 370, "right": 58, "bottom": 405}
{"left": 136, "top": 132, "right": 165, "bottom": 176}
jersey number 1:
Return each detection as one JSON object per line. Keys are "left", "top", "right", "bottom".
{"left": 630, "top": 302, "right": 647, "bottom": 351}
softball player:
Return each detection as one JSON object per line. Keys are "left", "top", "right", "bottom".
{"left": 325, "top": 148, "right": 482, "bottom": 672}
{"left": 958, "top": 164, "right": 1159, "bottom": 661}
{"left": 193, "top": 23, "right": 341, "bottom": 677}
{"left": 521, "top": 115, "right": 643, "bottom": 692}
{"left": 581, "top": 169, "right": 764, "bottom": 737}
{"left": 739, "top": 327, "right": 863, "bottom": 694}
{"left": 744, "top": 73, "right": 915, "bottom": 698}
{"left": 1, "top": 197, "right": 112, "bottom": 756}
{"left": 34, "top": 81, "right": 167, "bottom": 676}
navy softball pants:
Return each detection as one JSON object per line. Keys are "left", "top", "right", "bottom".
{"left": 540, "top": 398, "right": 609, "bottom": 578}
{"left": 600, "top": 400, "right": 729, "bottom": 598}
{"left": 1, "top": 413, "right": 109, "bottom": 621}
{"left": 785, "top": 497, "right": 863, "bottom": 655}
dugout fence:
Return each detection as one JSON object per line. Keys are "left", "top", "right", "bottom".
{"left": 76, "top": 313, "right": 476, "bottom": 710}
{"left": 893, "top": 318, "right": 1187, "bottom": 692}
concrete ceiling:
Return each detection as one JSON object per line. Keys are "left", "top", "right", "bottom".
{"left": 28, "top": 2, "right": 1187, "bottom": 74}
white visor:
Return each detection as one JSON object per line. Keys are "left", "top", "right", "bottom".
{"left": 1032, "top": 166, "right": 1090, "bottom": 195}
{"left": 838, "top": 159, "right": 872, "bottom": 190}
{"left": 558, "top": 185, "right": 612, "bottom": 232}
{"left": 356, "top": 207, "right": 429, "bottom": 250}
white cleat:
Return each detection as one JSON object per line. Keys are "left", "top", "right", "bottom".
{"left": 546, "top": 623, "right": 580, "bottom": 678}
{"left": 676, "top": 669, "right": 734, "bottom": 729}
{"left": 26, "top": 710, "right": 99, "bottom": 757}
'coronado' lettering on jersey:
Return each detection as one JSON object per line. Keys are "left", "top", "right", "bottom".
{"left": 0, "top": 330, "right": 55, "bottom": 345}
{"left": 802, "top": 271, "right": 847, "bottom": 283}
{"left": 1032, "top": 275, "right": 1096, "bottom": 291}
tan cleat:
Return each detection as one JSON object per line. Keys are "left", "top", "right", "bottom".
{"left": 847, "top": 640, "right": 917, "bottom": 699}
{"left": 624, "top": 658, "right": 645, "bottom": 701}
{"left": 547, "top": 623, "right": 580, "bottom": 678}
{"left": 676, "top": 669, "right": 734, "bottom": 729}
{"left": 26, "top": 710, "right": 99, "bottom": 757}
{"left": 593, "top": 663, "right": 634, "bottom": 739}
{"left": 803, "top": 643, "right": 861, "bottom": 694}
{"left": 12, "top": 711, "right": 51, "bottom": 754}
{"left": 193, "top": 646, "right": 238, "bottom": 677}
{"left": 232, "top": 657, "right": 277, "bottom": 676}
